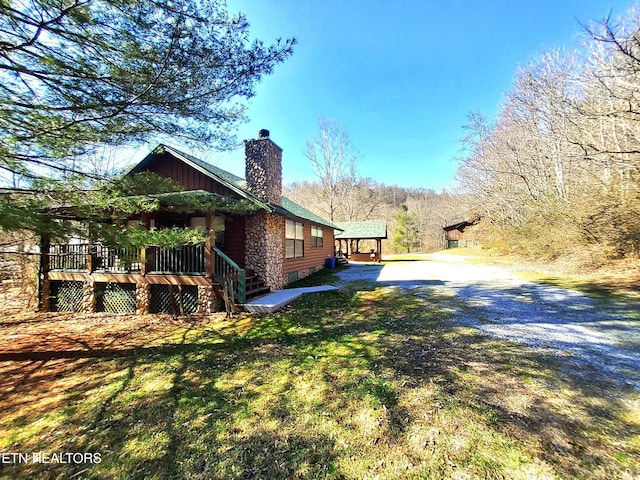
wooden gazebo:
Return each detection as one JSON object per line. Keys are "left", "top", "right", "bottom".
{"left": 334, "top": 220, "right": 387, "bottom": 262}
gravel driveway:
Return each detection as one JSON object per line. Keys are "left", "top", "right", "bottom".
{"left": 336, "top": 254, "right": 640, "bottom": 390}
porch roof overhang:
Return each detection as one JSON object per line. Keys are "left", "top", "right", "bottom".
{"left": 443, "top": 220, "right": 479, "bottom": 232}
{"left": 44, "top": 189, "right": 271, "bottom": 224}
{"left": 143, "top": 189, "right": 270, "bottom": 215}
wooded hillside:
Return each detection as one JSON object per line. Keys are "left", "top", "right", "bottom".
{"left": 456, "top": 10, "right": 640, "bottom": 266}
{"left": 284, "top": 181, "right": 463, "bottom": 253}
{"left": 288, "top": 7, "right": 640, "bottom": 268}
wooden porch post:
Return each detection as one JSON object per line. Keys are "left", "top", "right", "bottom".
{"left": 87, "top": 239, "right": 94, "bottom": 274}
{"left": 205, "top": 212, "right": 214, "bottom": 277}
{"left": 38, "top": 235, "right": 51, "bottom": 312}
{"left": 140, "top": 247, "right": 148, "bottom": 276}
{"left": 140, "top": 213, "right": 150, "bottom": 276}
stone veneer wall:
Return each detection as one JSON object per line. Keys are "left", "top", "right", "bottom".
{"left": 196, "top": 285, "right": 219, "bottom": 314}
{"left": 136, "top": 283, "right": 150, "bottom": 315}
{"left": 244, "top": 132, "right": 282, "bottom": 206}
{"left": 82, "top": 279, "right": 96, "bottom": 313}
{"left": 245, "top": 211, "right": 285, "bottom": 291}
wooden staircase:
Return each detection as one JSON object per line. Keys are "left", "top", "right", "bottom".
{"left": 245, "top": 270, "right": 270, "bottom": 300}
{"left": 211, "top": 247, "right": 271, "bottom": 313}
{"left": 212, "top": 270, "right": 269, "bottom": 315}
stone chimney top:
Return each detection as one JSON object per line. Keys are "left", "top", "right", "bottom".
{"left": 245, "top": 129, "right": 282, "bottom": 205}
{"left": 258, "top": 129, "right": 270, "bottom": 139}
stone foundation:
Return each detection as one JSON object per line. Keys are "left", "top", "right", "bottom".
{"left": 197, "top": 285, "right": 219, "bottom": 314}
{"left": 136, "top": 283, "right": 150, "bottom": 315}
{"left": 82, "top": 279, "right": 96, "bottom": 313}
{"left": 283, "top": 264, "right": 325, "bottom": 286}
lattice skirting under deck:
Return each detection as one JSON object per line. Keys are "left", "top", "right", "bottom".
{"left": 96, "top": 283, "right": 137, "bottom": 313}
{"left": 50, "top": 280, "right": 84, "bottom": 312}
{"left": 149, "top": 284, "right": 199, "bottom": 315}
{"left": 48, "top": 280, "right": 211, "bottom": 315}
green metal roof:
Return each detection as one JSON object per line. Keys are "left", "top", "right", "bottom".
{"left": 274, "top": 197, "right": 343, "bottom": 230}
{"left": 126, "top": 144, "right": 337, "bottom": 228}
{"left": 334, "top": 220, "right": 388, "bottom": 239}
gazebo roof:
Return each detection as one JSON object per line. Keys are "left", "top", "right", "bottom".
{"left": 334, "top": 220, "right": 388, "bottom": 240}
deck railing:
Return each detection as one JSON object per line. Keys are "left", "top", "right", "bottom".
{"left": 212, "top": 246, "right": 246, "bottom": 304}
{"left": 49, "top": 243, "right": 89, "bottom": 271}
{"left": 147, "top": 244, "right": 206, "bottom": 274}
{"left": 49, "top": 243, "right": 205, "bottom": 275}
{"left": 48, "top": 243, "right": 247, "bottom": 304}
{"left": 95, "top": 245, "right": 142, "bottom": 273}
{"left": 49, "top": 244, "right": 142, "bottom": 273}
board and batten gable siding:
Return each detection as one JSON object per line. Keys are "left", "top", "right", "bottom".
{"left": 444, "top": 223, "right": 479, "bottom": 242}
{"left": 444, "top": 228, "right": 463, "bottom": 241}
{"left": 142, "top": 153, "right": 243, "bottom": 199}
{"left": 282, "top": 221, "right": 334, "bottom": 275}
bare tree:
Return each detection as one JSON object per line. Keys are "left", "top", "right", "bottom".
{"left": 305, "top": 118, "right": 359, "bottom": 222}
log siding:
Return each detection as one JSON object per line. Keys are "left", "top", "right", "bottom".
{"left": 283, "top": 222, "right": 334, "bottom": 275}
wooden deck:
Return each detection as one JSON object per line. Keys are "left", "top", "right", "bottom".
{"left": 43, "top": 243, "right": 264, "bottom": 313}
{"left": 47, "top": 271, "right": 213, "bottom": 286}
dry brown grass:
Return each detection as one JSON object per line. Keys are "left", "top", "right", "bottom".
{"left": 442, "top": 246, "right": 640, "bottom": 294}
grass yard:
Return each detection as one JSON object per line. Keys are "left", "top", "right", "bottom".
{"left": 0, "top": 272, "right": 638, "bottom": 479}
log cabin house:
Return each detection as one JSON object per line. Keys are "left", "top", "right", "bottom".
{"left": 41, "top": 130, "right": 340, "bottom": 315}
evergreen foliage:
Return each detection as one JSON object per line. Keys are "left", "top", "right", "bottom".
{"left": 0, "top": 0, "right": 294, "bottom": 240}
{"left": 392, "top": 204, "right": 421, "bottom": 253}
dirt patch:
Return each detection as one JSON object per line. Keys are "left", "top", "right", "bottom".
{"left": 0, "top": 293, "right": 226, "bottom": 448}
{"left": 0, "top": 292, "right": 227, "bottom": 360}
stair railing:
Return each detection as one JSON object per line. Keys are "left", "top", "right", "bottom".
{"left": 211, "top": 246, "right": 246, "bottom": 304}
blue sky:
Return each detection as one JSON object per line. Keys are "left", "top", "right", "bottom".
{"left": 159, "top": 0, "right": 635, "bottom": 191}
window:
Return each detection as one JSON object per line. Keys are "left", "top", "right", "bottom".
{"left": 189, "top": 217, "right": 206, "bottom": 231}
{"left": 213, "top": 215, "right": 226, "bottom": 248}
{"left": 311, "top": 226, "right": 323, "bottom": 247}
{"left": 189, "top": 216, "right": 226, "bottom": 247}
{"left": 286, "top": 220, "right": 304, "bottom": 258}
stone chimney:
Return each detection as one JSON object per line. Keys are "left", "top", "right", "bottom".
{"left": 244, "top": 129, "right": 282, "bottom": 205}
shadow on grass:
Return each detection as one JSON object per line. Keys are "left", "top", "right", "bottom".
{"left": 0, "top": 285, "right": 638, "bottom": 479}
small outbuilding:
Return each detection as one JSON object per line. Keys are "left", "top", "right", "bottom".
{"left": 334, "top": 220, "right": 387, "bottom": 262}
{"left": 443, "top": 219, "right": 481, "bottom": 248}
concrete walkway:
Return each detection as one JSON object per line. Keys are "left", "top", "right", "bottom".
{"left": 244, "top": 285, "right": 338, "bottom": 313}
